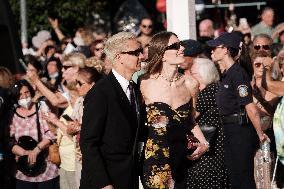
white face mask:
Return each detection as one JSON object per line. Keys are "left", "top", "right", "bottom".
{"left": 49, "top": 72, "right": 59, "bottom": 79}
{"left": 18, "top": 97, "right": 32, "bottom": 109}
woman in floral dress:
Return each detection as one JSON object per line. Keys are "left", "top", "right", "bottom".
{"left": 140, "top": 31, "right": 209, "bottom": 189}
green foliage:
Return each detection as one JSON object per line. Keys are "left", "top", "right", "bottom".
{"left": 9, "top": 0, "right": 95, "bottom": 40}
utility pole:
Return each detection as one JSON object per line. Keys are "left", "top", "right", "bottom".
{"left": 166, "top": 0, "right": 196, "bottom": 40}
{"left": 20, "top": 0, "right": 27, "bottom": 46}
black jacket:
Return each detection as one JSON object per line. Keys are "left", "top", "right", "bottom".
{"left": 80, "top": 72, "right": 142, "bottom": 189}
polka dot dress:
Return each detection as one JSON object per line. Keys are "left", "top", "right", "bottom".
{"left": 187, "top": 83, "right": 230, "bottom": 189}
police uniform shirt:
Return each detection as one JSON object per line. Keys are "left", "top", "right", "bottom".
{"left": 216, "top": 62, "right": 253, "bottom": 116}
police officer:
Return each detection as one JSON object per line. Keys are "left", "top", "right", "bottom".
{"left": 207, "top": 32, "right": 269, "bottom": 189}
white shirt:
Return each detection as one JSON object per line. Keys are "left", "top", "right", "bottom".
{"left": 112, "top": 69, "right": 131, "bottom": 101}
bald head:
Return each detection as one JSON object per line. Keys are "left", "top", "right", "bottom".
{"left": 199, "top": 19, "right": 214, "bottom": 38}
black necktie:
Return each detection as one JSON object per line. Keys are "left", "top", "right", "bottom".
{"left": 128, "top": 80, "right": 137, "bottom": 115}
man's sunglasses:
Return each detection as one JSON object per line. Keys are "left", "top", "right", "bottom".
{"left": 165, "top": 42, "right": 181, "bottom": 50}
{"left": 121, "top": 48, "right": 143, "bottom": 57}
{"left": 254, "top": 45, "right": 270, "bottom": 51}
{"left": 142, "top": 25, "right": 152, "bottom": 29}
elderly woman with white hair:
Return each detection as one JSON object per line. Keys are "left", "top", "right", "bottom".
{"left": 187, "top": 58, "right": 230, "bottom": 188}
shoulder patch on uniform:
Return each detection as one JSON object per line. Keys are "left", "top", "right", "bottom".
{"left": 237, "top": 85, "right": 248, "bottom": 97}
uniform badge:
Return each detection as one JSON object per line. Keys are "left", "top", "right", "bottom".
{"left": 238, "top": 85, "right": 248, "bottom": 97}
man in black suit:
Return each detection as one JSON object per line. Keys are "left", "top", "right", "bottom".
{"left": 80, "top": 32, "right": 144, "bottom": 189}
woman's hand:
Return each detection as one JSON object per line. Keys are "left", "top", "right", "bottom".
{"left": 26, "top": 69, "right": 40, "bottom": 84}
{"left": 166, "top": 175, "right": 175, "bottom": 189}
{"left": 67, "top": 120, "right": 80, "bottom": 135}
{"left": 15, "top": 150, "right": 29, "bottom": 162}
{"left": 27, "top": 147, "right": 41, "bottom": 165}
{"left": 48, "top": 17, "right": 59, "bottom": 29}
{"left": 258, "top": 132, "right": 270, "bottom": 143}
{"left": 187, "top": 142, "right": 209, "bottom": 161}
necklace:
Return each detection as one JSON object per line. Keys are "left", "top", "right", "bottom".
{"left": 159, "top": 73, "right": 182, "bottom": 84}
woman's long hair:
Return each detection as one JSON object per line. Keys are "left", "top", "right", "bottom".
{"left": 44, "top": 56, "right": 63, "bottom": 90}
{"left": 142, "top": 31, "right": 177, "bottom": 80}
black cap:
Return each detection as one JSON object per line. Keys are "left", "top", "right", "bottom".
{"left": 206, "top": 32, "right": 242, "bottom": 49}
{"left": 182, "top": 39, "right": 204, "bottom": 57}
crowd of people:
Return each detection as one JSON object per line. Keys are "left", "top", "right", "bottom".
{"left": 1, "top": 6, "right": 284, "bottom": 189}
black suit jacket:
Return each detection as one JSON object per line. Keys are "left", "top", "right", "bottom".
{"left": 80, "top": 72, "right": 142, "bottom": 189}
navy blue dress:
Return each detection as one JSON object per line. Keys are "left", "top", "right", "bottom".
{"left": 187, "top": 83, "right": 230, "bottom": 189}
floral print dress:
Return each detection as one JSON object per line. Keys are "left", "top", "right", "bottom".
{"left": 142, "top": 101, "right": 194, "bottom": 189}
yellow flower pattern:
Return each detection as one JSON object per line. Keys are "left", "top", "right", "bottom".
{"left": 143, "top": 102, "right": 192, "bottom": 188}
{"left": 154, "top": 127, "right": 166, "bottom": 136}
{"left": 145, "top": 164, "right": 172, "bottom": 189}
{"left": 162, "top": 148, "right": 170, "bottom": 158}
{"left": 145, "top": 139, "right": 160, "bottom": 159}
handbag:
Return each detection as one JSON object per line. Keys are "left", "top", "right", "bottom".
{"left": 254, "top": 142, "right": 275, "bottom": 189}
{"left": 17, "top": 136, "right": 47, "bottom": 177}
{"left": 199, "top": 124, "right": 217, "bottom": 146}
{"left": 48, "top": 124, "right": 62, "bottom": 166}
{"left": 48, "top": 142, "right": 61, "bottom": 166}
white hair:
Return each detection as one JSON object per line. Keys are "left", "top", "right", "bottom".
{"left": 62, "top": 52, "right": 86, "bottom": 68}
{"left": 104, "top": 32, "right": 137, "bottom": 64}
{"left": 193, "top": 58, "right": 220, "bottom": 85}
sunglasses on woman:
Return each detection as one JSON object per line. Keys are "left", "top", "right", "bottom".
{"left": 76, "top": 80, "right": 86, "bottom": 86}
{"left": 142, "top": 25, "right": 152, "bottom": 29}
{"left": 63, "top": 65, "right": 72, "bottom": 70}
{"left": 165, "top": 42, "right": 181, "bottom": 50}
{"left": 254, "top": 45, "right": 270, "bottom": 51}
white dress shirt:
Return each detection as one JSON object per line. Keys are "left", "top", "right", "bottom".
{"left": 112, "top": 69, "right": 131, "bottom": 101}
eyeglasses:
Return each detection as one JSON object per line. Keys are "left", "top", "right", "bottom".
{"left": 254, "top": 62, "right": 262, "bottom": 68}
{"left": 142, "top": 25, "right": 152, "bottom": 29}
{"left": 254, "top": 45, "right": 270, "bottom": 51}
{"left": 76, "top": 80, "right": 86, "bottom": 86}
{"left": 165, "top": 42, "right": 181, "bottom": 50}
{"left": 121, "top": 48, "right": 143, "bottom": 57}
{"left": 63, "top": 65, "right": 72, "bottom": 70}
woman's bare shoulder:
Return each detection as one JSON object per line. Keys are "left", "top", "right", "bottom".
{"left": 140, "top": 74, "right": 159, "bottom": 86}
